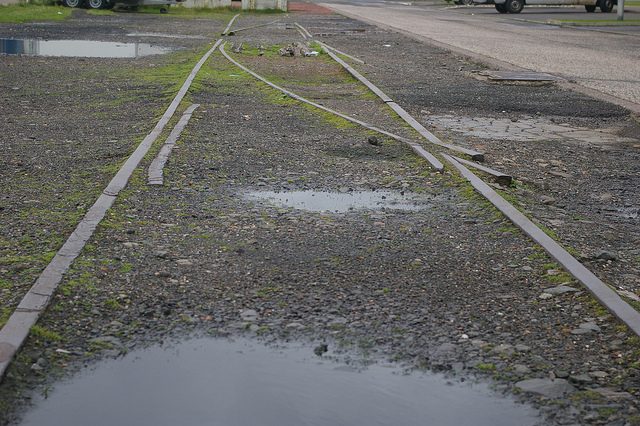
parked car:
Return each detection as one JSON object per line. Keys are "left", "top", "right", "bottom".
{"left": 473, "top": 0, "right": 616, "bottom": 13}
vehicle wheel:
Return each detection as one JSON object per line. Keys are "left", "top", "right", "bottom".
{"left": 462, "top": 0, "right": 474, "bottom": 5}
{"left": 505, "top": 0, "right": 524, "bottom": 12}
{"left": 599, "top": 0, "right": 613, "bottom": 12}
{"left": 86, "top": 0, "right": 105, "bottom": 8}
{"left": 63, "top": 0, "right": 82, "bottom": 7}
{"left": 585, "top": 4, "right": 596, "bottom": 11}
{"left": 495, "top": 3, "right": 508, "bottom": 13}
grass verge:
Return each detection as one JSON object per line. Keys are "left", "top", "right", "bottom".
{"left": 0, "top": 4, "right": 71, "bottom": 23}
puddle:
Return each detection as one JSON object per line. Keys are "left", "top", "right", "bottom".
{"left": 0, "top": 38, "right": 172, "bottom": 58}
{"left": 245, "top": 190, "right": 431, "bottom": 213}
{"left": 19, "top": 338, "right": 539, "bottom": 426}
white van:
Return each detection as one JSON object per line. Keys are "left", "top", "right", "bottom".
{"left": 474, "top": 0, "right": 616, "bottom": 13}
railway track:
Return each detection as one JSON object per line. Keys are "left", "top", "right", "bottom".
{"left": 1, "top": 12, "right": 639, "bottom": 414}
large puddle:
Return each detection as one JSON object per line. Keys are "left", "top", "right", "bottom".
{"left": 0, "top": 38, "right": 171, "bottom": 58}
{"left": 19, "top": 338, "right": 539, "bottom": 426}
{"left": 245, "top": 190, "right": 431, "bottom": 213}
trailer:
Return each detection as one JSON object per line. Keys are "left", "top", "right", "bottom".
{"left": 472, "top": 0, "right": 617, "bottom": 13}
{"left": 62, "top": 0, "right": 183, "bottom": 11}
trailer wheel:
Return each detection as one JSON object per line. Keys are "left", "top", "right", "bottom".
{"left": 585, "top": 4, "right": 596, "bottom": 11}
{"left": 599, "top": 0, "right": 613, "bottom": 12}
{"left": 495, "top": 3, "right": 508, "bottom": 13}
{"left": 63, "top": 0, "right": 83, "bottom": 7}
{"left": 86, "top": 0, "right": 105, "bottom": 8}
{"left": 505, "top": 0, "right": 524, "bottom": 13}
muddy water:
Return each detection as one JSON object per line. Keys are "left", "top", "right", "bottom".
{"left": 19, "top": 338, "right": 539, "bottom": 426}
{"left": 0, "top": 38, "right": 171, "bottom": 58}
{"left": 246, "top": 190, "right": 432, "bottom": 213}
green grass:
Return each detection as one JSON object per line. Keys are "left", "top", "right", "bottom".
{"left": 30, "top": 325, "right": 63, "bottom": 342}
{"left": 0, "top": 4, "right": 71, "bottom": 23}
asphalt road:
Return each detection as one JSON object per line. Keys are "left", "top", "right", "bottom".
{"left": 319, "top": 0, "right": 640, "bottom": 110}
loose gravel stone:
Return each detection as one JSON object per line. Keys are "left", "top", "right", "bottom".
{"left": 515, "top": 378, "right": 576, "bottom": 398}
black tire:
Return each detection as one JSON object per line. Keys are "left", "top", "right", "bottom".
{"left": 86, "top": 0, "right": 105, "bottom": 8}
{"left": 599, "top": 0, "right": 613, "bottom": 12}
{"left": 462, "top": 0, "right": 474, "bottom": 5}
{"left": 585, "top": 4, "right": 596, "bottom": 11}
{"left": 495, "top": 3, "right": 508, "bottom": 13}
{"left": 63, "top": 0, "right": 82, "bottom": 7}
{"left": 505, "top": 0, "right": 524, "bottom": 13}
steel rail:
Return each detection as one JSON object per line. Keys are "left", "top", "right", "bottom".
{"left": 293, "top": 22, "right": 313, "bottom": 39}
{"left": 219, "top": 42, "right": 444, "bottom": 172}
{"left": 320, "top": 45, "right": 485, "bottom": 161}
{"left": 0, "top": 37, "right": 225, "bottom": 381}
{"left": 443, "top": 154, "right": 640, "bottom": 337}
{"left": 227, "top": 20, "right": 280, "bottom": 36}
{"left": 148, "top": 104, "right": 200, "bottom": 185}
{"left": 222, "top": 13, "right": 240, "bottom": 36}
{"left": 316, "top": 41, "right": 365, "bottom": 65}
{"left": 293, "top": 23, "right": 365, "bottom": 65}
{"left": 451, "top": 155, "right": 512, "bottom": 186}
{"left": 292, "top": 23, "right": 482, "bottom": 160}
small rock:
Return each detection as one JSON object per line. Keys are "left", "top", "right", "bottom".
{"left": 522, "top": 266, "right": 533, "bottom": 272}
{"left": 285, "top": 322, "right": 305, "bottom": 329}
{"left": 617, "top": 289, "right": 640, "bottom": 302}
{"left": 515, "top": 378, "right": 576, "bottom": 398}
{"left": 579, "top": 322, "right": 601, "bottom": 332}
{"left": 543, "top": 285, "right": 579, "bottom": 295}
{"left": 240, "top": 309, "right": 259, "bottom": 321}
{"left": 589, "top": 371, "right": 608, "bottom": 379}
{"left": 554, "top": 370, "right": 570, "bottom": 379}
{"left": 154, "top": 250, "right": 169, "bottom": 259}
{"left": 569, "top": 374, "right": 593, "bottom": 384}
{"left": 122, "top": 242, "right": 139, "bottom": 248}
{"left": 367, "top": 136, "right": 380, "bottom": 146}
{"left": 515, "top": 344, "right": 531, "bottom": 353}
{"left": 540, "top": 195, "right": 556, "bottom": 205}
{"left": 314, "top": 344, "right": 328, "bottom": 356}
{"left": 592, "top": 387, "right": 633, "bottom": 400}
{"left": 176, "top": 259, "right": 193, "bottom": 266}
{"left": 539, "top": 293, "right": 553, "bottom": 300}
{"left": 513, "top": 364, "right": 531, "bottom": 375}
{"left": 492, "top": 344, "right": 515, "bottom": 356}
{"left": 595, "top": 250, "right": 618, "bottom": 261}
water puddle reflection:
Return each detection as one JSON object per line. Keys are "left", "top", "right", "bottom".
{"left": 246, "top": 190, "right": 431, "bottom": 213}
{"left": 0, "top": 38, "right": 171, "bottom": 58}
{"left": 19, "top": 338, "right": 539, "bottom": 426}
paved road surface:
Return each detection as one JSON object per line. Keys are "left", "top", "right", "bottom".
{"left": 319, "top": 0, "right": 640, "bottom": 110}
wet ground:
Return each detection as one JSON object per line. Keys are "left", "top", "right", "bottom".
{"left": 18, "top": 337, "right": 538, "bottom": 426}
{"left": 1, "top": 5, "right": 640, "bottom": 426}
{"left": 245, "top": 190, "right": 433, "bottom": 212}
{"left": 0, "top": 38, "right": 173, "bottom": 58}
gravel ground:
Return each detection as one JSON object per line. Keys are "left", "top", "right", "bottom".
{"left": 1, "top": 8, "right": 640, "bottom": 426}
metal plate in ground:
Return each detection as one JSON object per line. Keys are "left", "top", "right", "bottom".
{"left": 481, "top": 71, "right": 564, "bottom": 82}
